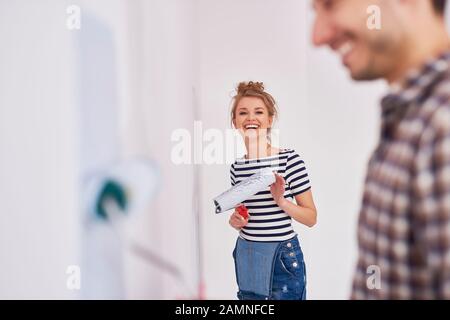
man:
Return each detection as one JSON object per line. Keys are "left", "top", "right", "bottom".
{"left": 312, "top": 0, "right": 450, "bottom": 299}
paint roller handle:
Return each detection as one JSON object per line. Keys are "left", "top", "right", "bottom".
{"left": 236, "top": 204, "right": 249, "bottom": 219}
{"left": 229, "top": 204, "right": 249, "bottom": 231}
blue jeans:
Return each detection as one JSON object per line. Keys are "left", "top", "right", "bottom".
{"left": 233, "top": 236, "right": 307, "bottom": 300}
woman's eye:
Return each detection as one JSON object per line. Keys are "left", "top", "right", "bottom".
{"left": 239, "top": 112, "right": 247, "bottom": 115}
{"left": 256, "top": 111, "right": 263, "bottom": 115}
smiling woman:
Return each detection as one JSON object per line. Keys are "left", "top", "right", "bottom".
{"left": 231, "top": 82, "right": 278, "bottom": 160}
{"left": 225, "top": 81, "right": 318, "bottom": 300}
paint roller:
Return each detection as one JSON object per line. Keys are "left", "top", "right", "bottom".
{"left": 214, "top": 168, "right": 276, "bottom": 214}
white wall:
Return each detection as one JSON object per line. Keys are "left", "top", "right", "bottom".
{"left": 0, "top": 0, "right": 80, "bottom": 299}
{"left": 123, "top": 0, "right": 200, "bottom": 299}
{"left": 0, "top": 0, "right": 201, "bottom": 300}
{"left": 70, "top": 0, "right": 201, "bottom": 299}
{"left": 197, "top": 0, "right": 385, "bottom": 299}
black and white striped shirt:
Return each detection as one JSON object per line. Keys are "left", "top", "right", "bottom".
{"left": 230, "top": 149, "right": 311, "bottom": 242}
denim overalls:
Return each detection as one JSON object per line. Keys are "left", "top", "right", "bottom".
{"left": 232, "top": 235, "right": 307, "bottom": 300}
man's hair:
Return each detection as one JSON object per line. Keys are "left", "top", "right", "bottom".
{"left": 432, "top": 0, "right": 447, "bottom": 15}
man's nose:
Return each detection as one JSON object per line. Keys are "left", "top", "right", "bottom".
{"left": 312, "top": 15, "right": 334, "bottom": 47}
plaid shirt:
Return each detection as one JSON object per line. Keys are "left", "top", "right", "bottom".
{"left": 351, "top": 51, "right": 450, "bottom": 299}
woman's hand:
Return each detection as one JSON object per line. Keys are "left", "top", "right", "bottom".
{"left": 270, "top": 173, "right": 287, "bottom": 206}
{"left": 229, "top": 206, "right": 249, "bottom": 231}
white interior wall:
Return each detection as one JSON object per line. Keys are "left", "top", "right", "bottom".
{"left": 72, "top": 0, "right": 200, "bottom": 299}
{"left": 0, "top": 0, "right": 200, "bottom": 299}
{"left": 123, "top": 0, "right": 200, "bottom": 299}
{"left": 0, "top": 0, "right": 80, "bottom": 299}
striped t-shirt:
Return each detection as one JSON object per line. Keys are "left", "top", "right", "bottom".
{"left": 230, "top": 149, "right": 311, "bottom": 242}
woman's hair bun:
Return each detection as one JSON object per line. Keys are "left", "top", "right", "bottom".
{"left": 237, "top": 81, "right": 265, "bottom": 95}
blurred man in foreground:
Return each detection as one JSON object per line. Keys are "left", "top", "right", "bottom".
{"left": 312, "top": 0, "right": 450, "bottom": 299}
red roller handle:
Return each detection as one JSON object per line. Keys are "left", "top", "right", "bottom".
{"left": 236, "top": 204, "right": 249, "bottom": 219}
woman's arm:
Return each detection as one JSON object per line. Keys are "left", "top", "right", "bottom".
{"left": 270, "top": 174, "right": 317, "bottom": 227}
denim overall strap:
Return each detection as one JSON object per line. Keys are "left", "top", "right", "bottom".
{"left": 234, "top": 237, "right": 281, "bottom": 297}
